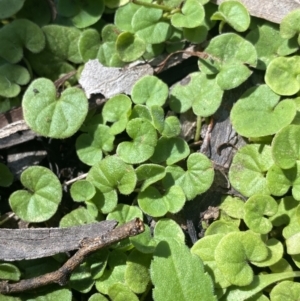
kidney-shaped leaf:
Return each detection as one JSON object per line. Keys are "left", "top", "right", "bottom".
{"left": 136, "top": 164, "right": 166, "bottom": 191}
{"left": 23, "top": 78, "right": 88, "bottom": 138}
{"left": 117, "top": 118, "right": 157, "bottom": 164}
{"left": 9, "top": 166, "right": 62, "bottom": 222}
{"left": 228, "top": 144, "right": 274, "bottom": 197}
{"left": 270, "top": 280, "right": 300, "bottom": 301}
{"left": 230, "top": 84, "right": 296, "bottom": 137}
{"left": 162, "top": 153, "right": 214, "bottom": 200}
{"left": 138, "top": 185, "right": 185, "bottom": 217}
{"left": 87, "top": 156, "right": 136, "bottom": 195}
{"left": 244, "top": 195, "right": 278, "bottom": 234}
{"left": 215, "top": 231, "right": 268, "bottom": 286}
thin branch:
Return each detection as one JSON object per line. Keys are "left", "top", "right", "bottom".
{"left": 0, "top": 218, "right": 144, "bottom": 294}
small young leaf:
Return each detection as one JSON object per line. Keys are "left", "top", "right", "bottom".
{"left": 215, "top": 232, "right": 268, "bottom": 286}
{"left": 171, "top": 0, "right": 205, "bottom": 28}
{"left": 138, "top": 185, "right": 185, "bottom": 217}
{"left": 76, "top": 125, "right": 115, "bottom": 166}
{"left": 151, "top": 136, "right": 190, "bottom": 165}
{"left": 131, "top": 75, "right": 168, "bottom": 106}
{"left": 228, "top": 144, "right": 274, "bottom": 197}
{"left": 23, "top": 78, "right": 88, "bottom": 138}
{"left": 244, "top": 195, "right": 278, "bottom": 234}
{"left": 169, "top": 72, "right": 223, "bottom": 116}
{"left": 0, "top": 163, "right": 13, "bottom": 187}
{"left": 211, "top": 0, "right": 250, "bottom": 32}
{"left": 136, "top": 164, "right": 166, "bottom": 191}
{"left": 265, "top": 56, "right": 300, "bottom": 95}
{"left": 70, "top": 180, "right": 96, "bottom": 202}
{"left": 231, "top": 85, "right": 296, "bottom": 137}
{"left": 87, "top": 156, "right": 136, "bottom": 194}
{"left": 9, "top": 166, "right": 62, "bottom": 223}
{"left": 151, "top": 238, "right": 217, "bottom": 301}
{"left": 117, "top": 118, "right": 157, "bottom": 164}
{"left": 162, "top": 153, "right": 214, "bottom": 200}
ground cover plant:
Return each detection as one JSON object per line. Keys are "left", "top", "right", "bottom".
{"left": 1, "top": 0, "right": 300, "bottom": 300}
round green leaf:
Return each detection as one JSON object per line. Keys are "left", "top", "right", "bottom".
{"left": 280, "top": 9, "right": 300, "bottom": 42}
{"left": 169, "top": 72, "right": 223, "bottom": 116}
{"left": 9, "top": 166, "right": 62, "bottom": 222}
{"left": 70, "top": 180, "right": 96, "bottom": 202}
{"left": 272, "top": 124, "right": 300, "bottom": 169}
{"left": 0, "top": 0, "right": 25, "bottom": 18}
{"left": 154, "top": 218, "right": 185, "bottom": 244}
{"left": 138, "top": 185, "right": 185, "bottom": 217}
{"left": 76, "top": 125, "right": 115, "bottom": 166}
{"left": 286, "top": 232, "right": 300, "bottom": 255}
{"left": 161, "top": 116, "right": 181, "bottom": 138}
{"left": 0, "top": 263, "right": 20, "bottom": 281}
{"left": 115, "top": 2, "right": 140, "bottom": 32}
{"left": 228, "top": 144, "right": 274, "bottom": 197}
{"left": 116, "top": 32, "right": 146, "bottom": 62}
{"left": 183, "top": 25, "right": 208, "bottom": 43}
{"left": 79, "top": 29, "right": 101, "bottom": 62}
{"left": 211, "top": 0, "right": 250, "bottom": 32}
{"left": 107, "top": 204, "right": 143, "bottom": 224}
{"left": 270, "top": 281, "right": 300, "bottom": 301}
{"left": 98, "top": 41, "right": 125, "bottom": 67}
{"left": 171, "top": 0, "right": 205, "bottom": 28}
{"left": 23, "top": 78, "right": 88, "bottom": 138}
{"left": 28, "top": 288, "right": 72, "bottom": 301}
{"left": 132, "top": 7, "right": 172, "bottom": 44}
{"left": 108, "top": 283, "right": 139, "bottom": 301}
{"left": 230, "top": 84, "right": 296, "bottom": 137}
{"left": 151, "top": 136, "right": 190, "bottom": 166}
{"left": 162, "top": 152, "right": 214, "bottom": 200}
{"left": 215, "top": 232, "right": 268, "bottom": 286}
{"left": 117, "top": 118, "right": 157, "bottom": 164}
{"left": 131, "top": 75, "right": 168, "bottom": 106}
{"left": 0, "top": 63, "right": 30, "bottom": 98}
{"left": 102, "top": 94, "right": 131, "bottom": 135}
{"left": 0, "top": 19, "right": 45, "bottom": 64}
{"left": 0, "top": 163, "right": 13, "bottom": 187}
{"left": 88, "top": 293, "right": 109, "bottom": 301}
{"left": 244, "top": 195, "right": 278, "bottom": 234}
{"left": 265, "top": 56, "right": 300, "bottom": 96}
{"left": 136, "top": 164, "right": 166, "bottom": 191}
{"left": 88, "top": 189, "right": 118, "bottom": 214}
{"left": 205, "top": 220, "right": 239, "bottom": 236}
{"left": 87, "top": 156, "right": 136, "bottom": 195}
{"left": 130, "top": 224, "right": 157, "bottom": 254}
{"left": 60, "top": 207, "right": 96, "bottom": 227}
{"left": 266, "top": 162, "right": 300, "bottom": 200}
{"left": 219, "top": 196, "right": 245, "bottom": 219}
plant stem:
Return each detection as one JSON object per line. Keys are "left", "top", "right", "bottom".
{"left": 132, "top": 0, "right": 173, "bottom": 12}
{"left": 194, "top": 115, "right": 202, "bottom": 142}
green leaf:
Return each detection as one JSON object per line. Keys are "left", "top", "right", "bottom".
{"left": 108, "top": 283, "right": 139, "bottom": 301}
{"left": 151, "top": 136, "right": 190, "bottom": 165}
{"left": 26, "top": 288, "right": 72, "bottom": 301}
{"left": 228, "top": 144, "right": 274, "bottom": 197}
{"left": 244, "top": 195, "right": 278, "bottom": 234}
{"left": 183, "top": 25, "right": 208, "bottom": 43}
{"left": 116, "top": 32, "right": 146, "bottom": 62}
{"left": 151, "top": 238, "right": 217, "bottom": 301}
{"left": 169, "top": 72, "right": 223, "bottom": 116}
{"left": 107, "top": 204, "right": 143, "bottom": 225}
{"left": 138, "top": 185, "right": 185, "bottom": 217}
{"left": 246, "top": 22, "right": 298, "bottom": 70}
{"left": 211, "top": 0, "right": 250, "bottom": 32}
{"left": 270, "top": 281, "right": 300, "bottom": 301}
{"left": 69, "top": 263, "right": 94, "bottom": 293}
{"left": 0, "top": 19, "right": 45, "bottom": 64}
{"left": 162, "top": 153, "right": 214, "bottom": 200}
{"left": 98, "top": 41, "right": 126, "bottom": 67}
{"left": 79, "top": 29, "right": 101, "bottom": 62}
{"left": 132, "top": 7, "right": 172, "bottom": 43}
{"left": 131, "top": 75, "right": 168, "bottom": 106}
{"left": 171, "top": 0, "right": 205, "bottom": 28}
{"left": 88, "top": 189, "right": 118, "bottom": 214}
{"left": 88, "top": 293, "right": 109, "bottom": 301}
{"left": 205, "top": 220, "right": 239, "bottom": 236}
{"left": 0, "top": 0, "right": 25, "bottom": 18}
{"left": 286, "top": 232, "right": 300, "bottom": 255}
{"left": 136, "top": 164, "right": 166, "bottom": 191}
{"left": 219, "top": 196, "right": 245, "bottom": 219}
{"left": 0, "top": 163, "right": 13, "bottom": 187}
{"left": 161, "top": 116, "right": 181, "bottom": 138}
{"left": 70, "top": 180, "right": 96, "bottom": 202}
{"left": 154, "top": 218, "right": 185, "bottom": 244}
{"left": 87, "top": 156, "right": 136, "bottom": 194}
{"left": 0, "top": 63, "right": 30, "bottom": 98}
{"left": 9, "top": 166, "right": 62, "bottom": 223}
{"left": 23, "top": 78, "right": 88, "bottom": 138}
{"left": 60, "top": 207, "right": 96, "bottom": 227}
{"left": 280, "top": 9, "right": 300, "bottom": 44}
{"left": 199, "top": 33, "right": 257, "bottom": 89}
{"left": 117, "top": 118, "right": 157, "bottom": 164}
{"left": 0, "top": 263, "right": 20, "bottom": 281}
{"left": 266, "top": 162, "right": 300, "bottom": 200}
{"left": 265, "top": 56, "right": 300, "bottom": 96}
{"left": 125, "top": 249, "right": 152, "bottom": 294}
{"left": 130, "top": 224, "right": 157, "bottom": 254}
{"left": 58, "top": 0, "right": 105, "bottom": 29}
{"left": 115, "top": 2, "right": 140, "bottom": 32}
{"left": 102, "top": 94, "right": 131, "bottom": 135}
{"left": 231, "top": 84, "right": 296, "bottom": 137}
{"left": 76, "top": 125, "right": 115, "bottom": 166}
{"left": 215, "top": 231, "right": 268, "bottom": 286}
{"left": 272, "top": 124, "right": 300, "bottom": 169}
